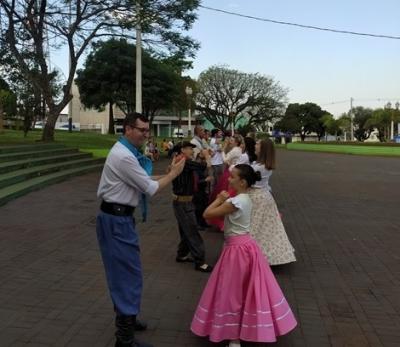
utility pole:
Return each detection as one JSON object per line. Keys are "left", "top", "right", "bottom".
{"left": 68, "top": 1, "right": 73, "bottom": 132}
{"left": 350, "top": 97, "right": 354, "bottom": 141}
{"left": 396, "top": 102, "right": 400, "bottom": 139}
{"left": 135, "top": 0, "right": 142, "bottom": 114}
{"left": 390, "top": 104, "right": 395, "bottom": 141}
{"left": 185, "top": 86, "right": 193, "bottom": 136}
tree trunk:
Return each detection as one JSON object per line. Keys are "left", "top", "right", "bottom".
{"left": 0, "top": 102, "right": 3, "bottom": 131}
{"left": 108, "top": 102, "right": 115, "bottom": 135}
{"left": 42, "top": 113, "right": 57, "bottom": 142}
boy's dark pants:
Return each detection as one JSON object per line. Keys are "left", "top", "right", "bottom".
{"left": 173, "top": 200, "right": 205, "bottom": 265}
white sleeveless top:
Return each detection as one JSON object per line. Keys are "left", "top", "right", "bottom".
{"left": 224, "top": 193, "right": 252, "bottom": 237}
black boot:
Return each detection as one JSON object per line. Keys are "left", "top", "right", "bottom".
{"left": 134, "top": 318, "right": 148, "bottom": 331}
{"left": 115, "top": 315, "right": 153, "bottom": 347}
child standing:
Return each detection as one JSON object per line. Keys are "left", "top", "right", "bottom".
{"left": 249, "top": 138, "right": 296, "bottom": 265}
{"left": 191, "top": 164, "right": 297, "bottom": 346}
{"left": 172, "top": 141, "right": 213, "bottom": 272}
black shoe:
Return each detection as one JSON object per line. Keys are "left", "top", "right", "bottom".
{"left": 115, "top": 339, "right": 153, "bottom": 347}
{"left": 176, "top": 255, "right": 194, "bottom": 263}
{"left": 133, "top": 338, "right": 154, "bottom": 347}
{"left": 134, "top": 318, "right": 147, "bottom": 331}
{"left": 195, "top": 263, "right": 213, "bottom": 273}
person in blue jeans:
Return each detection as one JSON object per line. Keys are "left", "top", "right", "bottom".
{"left": 97, "top": 112, "right": 184, "bottom": 347}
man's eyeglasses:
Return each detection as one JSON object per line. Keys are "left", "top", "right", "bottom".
{"left": 130, "top": 126, "right": 150, "bottom": 134}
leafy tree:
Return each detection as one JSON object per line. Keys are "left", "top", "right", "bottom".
{"left": 275, "top": 102, "right": 328, "bottom": 141}
{"left": 0, "top": 0, "right": 200, "bottom": 141}
{"left": 347, "top": 106, "right": 374, "bottom": 141}
{"left": 364, "top": 108, "right": 398, "bottom": 142}
{"left": 0, "top": 78, "right": 17, "bottom": 131}
{"left": 320, "top": 113, "right": 343, "bottom": 140}
{"left": 195, "top": 65, "right": 287, "bottom": 132}
{"left": 76, "top": 39, "right": 135, "bottom": 134}
{"left": 338, "top": 113, "right": 351, "bottom": 137}
{"left": 1, "top": 54, "right": 50, "bottom": 136}
{"left": 76, "top": 39, "right": 182, "bottom": 133}
{"left": 141, "top": 55, "right": 182, "bottom": 123}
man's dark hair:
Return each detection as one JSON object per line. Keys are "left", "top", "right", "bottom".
{"left": 122, "top": 112, "right": 149, "bottom": 134}
{"left": 211, "top": 128, "right": 220, "bottom": 137}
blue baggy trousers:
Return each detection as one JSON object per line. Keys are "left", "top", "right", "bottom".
{"left": 96, "top": 212, "right": 142, "bottom": 316}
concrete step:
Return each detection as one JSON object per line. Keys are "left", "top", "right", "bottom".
{"left": 0, "top": 147, "right": 79, "bottom": 162}
{"left": 0, "top": 152, "right": 92, "bottom": 174}
{"left": 0, "top": 157, "right": 105, "bottom": 189}
{"left": 0, "top": 143, "right": 65, "bottom": 154}
{"left": 0, "top": 163, "right": 104, "bottom": 206}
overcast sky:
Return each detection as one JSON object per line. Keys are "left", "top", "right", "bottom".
{"left": 186, "top": 0, "right": 400, "bottom": 116}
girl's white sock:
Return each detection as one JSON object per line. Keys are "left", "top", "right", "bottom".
{"left": 228, "top": 340, "right": 241, "bottom": 347}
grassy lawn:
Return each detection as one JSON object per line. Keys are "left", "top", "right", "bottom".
{"left": 0, "top": 129, "right": 118, "bottom": 158}
{"left": 287, "top": 142, "right": 400, "bottom": 157}
{"left": 4, "top": 129, "right": 398, "bottom": 158}
{"left": 0, "top": 129, "right": 178, "bottom": 158}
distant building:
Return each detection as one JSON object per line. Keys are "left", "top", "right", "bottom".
{"left": 68, "top": 82, "right": 198, "bottom": 137}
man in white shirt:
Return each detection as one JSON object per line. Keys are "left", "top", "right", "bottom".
{"left": 190, "top": 125, "right": 206, "bottom": 158}
{"left": 190, "top": 125, "right": 214, "bottom": 228}
{"left": 210, "top": 129, "right": 224, "bottom": 189}
{"left": 97, "top": 112, "right": 184, "bottom": 347}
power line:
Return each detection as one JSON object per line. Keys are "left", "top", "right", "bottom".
{"left": 321, "top": 98, "right": 399, "bottom": 106}
{"left": 320, "top": 100, "right": 349, "bottom": 106}
{"left": 199, "top": 5, "right": 400, "bottom": 40}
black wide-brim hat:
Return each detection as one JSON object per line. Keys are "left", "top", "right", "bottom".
{"left": 172, "top": 141, "right": 197, "bottom": 153}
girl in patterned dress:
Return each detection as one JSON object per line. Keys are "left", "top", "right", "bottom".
{"left": 249, "top": 139, "right": 296, "bottom": 265}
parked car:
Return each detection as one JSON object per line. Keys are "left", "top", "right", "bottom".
{"left": 34, "top": 121, "right": 44, "bottom": 129}
{"left": 56, "top": 124, "right": 78, "bottom": 131}
{"left": 172, "top": 128, "right": 184, "bottom": 138}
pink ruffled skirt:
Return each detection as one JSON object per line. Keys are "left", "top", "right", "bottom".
{"left": 190, "top": 234, "right": 297, "bottom": 342}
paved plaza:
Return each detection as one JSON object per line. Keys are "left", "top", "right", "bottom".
{"left": 0, "top": 149, "right": 399, "bottom": 347}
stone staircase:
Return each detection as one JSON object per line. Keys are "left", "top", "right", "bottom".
{"left": 0, "top": 144, "right": 104, "bottom": 206}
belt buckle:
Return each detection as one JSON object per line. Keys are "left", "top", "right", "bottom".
{"left": 113, "top": 204, "right": 125, "bottom": 216}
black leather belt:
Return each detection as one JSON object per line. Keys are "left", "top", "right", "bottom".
{"left": 101, "top": 200, "right": 135, "bottom": 216}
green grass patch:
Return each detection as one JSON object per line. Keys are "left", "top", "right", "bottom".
{"left": 286, "top": 142, "right": 400, "bottom": 157}
{"left": 0, "top": 129, "right": 118, "bottom": 158}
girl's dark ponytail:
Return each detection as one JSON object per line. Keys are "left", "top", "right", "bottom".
{"left": 254, "top": 170, "right": 262, "bottom": 182}
{"left": 235, "top": 164, "right": 262, "bottom": 187}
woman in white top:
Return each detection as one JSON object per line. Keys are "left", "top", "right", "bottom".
{"left": 208, "top": 135, "right": 244, "bottom": 231}
{"left": 222, "top": 134, "right": 243, "bottom": 169}
{"left": 237, "top": 136, "right": 257, "bottom": 165}
{"left": 249, "top": 138, "right": 296, "bottom": 265}
{"left": 191, "top": 164, "right": 297, "bottom": 346}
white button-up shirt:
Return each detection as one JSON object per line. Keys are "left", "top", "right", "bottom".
{"left": 97, "top": 142, "right": 159, "bottom": 207}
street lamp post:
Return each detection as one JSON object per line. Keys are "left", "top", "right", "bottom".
{"left": 385, "top": 102, "right": 393, "bottom": 141}
{"left": 229, "top": 107, "right": 236, "bottom": 135}
{"left": 350, "top": 97, "right": 354, "bottom": 141}
{"left": 185, "top": 86, "right": 193, "bottom": 136}
{"left": 396, "top": 102, "right": 400, "bottom": 137}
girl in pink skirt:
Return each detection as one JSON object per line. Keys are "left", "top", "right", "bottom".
{"left": 191, "top": 164, "right": 297, "bottom": 346}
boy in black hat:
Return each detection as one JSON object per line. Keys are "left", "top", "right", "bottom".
{"left": 171, "top": 141, "right": 213, "bottom": 272}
